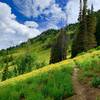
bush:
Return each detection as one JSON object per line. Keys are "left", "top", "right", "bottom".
{"left": 2, "top": 55, "right": 13, "bottom": 64}
{"left": 96, "top": 46, "right": 100, "bottom": 50}
{"left": 1, "top": 65, "right": 9, "bottom": 81}
{"left": 36, "top": 61, "right": 47, "bottom": 69}
{"left": 91, "top": 76, "right": 100, "bottom": 88}
{"left": 1, "top": 55, "right": 13, "bottom": 81}
{"left": 16, "top": 53, "right": 37, "bottom": 75}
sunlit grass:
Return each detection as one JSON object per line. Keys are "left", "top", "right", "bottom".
{"left": 74, "top": 51, "right": 100, "bottom": 87}
{"left": 0, "top": 60, "right": 75, "bottom": 100}
{"left": 0, "top": 50, "right": 100, "bottom": 99}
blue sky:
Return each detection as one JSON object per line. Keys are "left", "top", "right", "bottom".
{"left": 0, "top": 0, "right": 100, "bottom": 49}
{"left": 0, "top": 0, "right": 67, "bottom": 25}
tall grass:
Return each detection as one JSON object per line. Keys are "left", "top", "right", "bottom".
{"left": 74, "top": 51, "right": 100, "bottom": 87}
{"left": 0, "top": 61, "right": 75, "bottom": 100}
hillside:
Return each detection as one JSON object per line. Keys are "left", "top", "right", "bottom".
{"left": 0, "top": 24, "right": 77, "bottom": 62}
{"left": 0, "top": 1, "right": 100, "bottom": 100}
{"left": 0, "top": 10, "right": 100, "bottom": 81}
{"left": 0, "top": 50, "right": 100, "bottom": 100}
{"left": 0, "top": 24, "right": 78, "bottom": 81}
{"left": 0, "top": 9, "right": 100, "bottom": 99}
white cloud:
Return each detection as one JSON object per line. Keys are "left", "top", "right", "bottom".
{"left": 0, "top": 1, "right": 67, "bottom": 49}
{"left": 66, "top": 0, "right": 100, "bottom": 24}
{"left": 66, "top": 0, "right": 79, "bottom": 24}
{"left": 40, "top": 3, "right": 67, "bottom": 30}
{"left": 0, "top": 2, "right": 41, "bottom": 49}
{"left": 13, "top": 0, "right": 67, "bottom": 29}
{"left": 13, "top": 0, "right": 100, "bottom": 25}
{"left": 13, "top": 0, "right": 55, "bottom": 17}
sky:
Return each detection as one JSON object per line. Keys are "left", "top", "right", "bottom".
{"left": 0, "top": 0, "right": 100, "bottom": 49}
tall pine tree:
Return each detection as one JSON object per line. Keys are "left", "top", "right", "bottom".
{"left": 71, "top": 0, "right": 97, "bottom": 58}
{"left": 1, "top": 50, "right": 9, "bottom": 81}
{"left": 86, "top": 5, "right": 97, "bottom": 50}
{"left": 71, "top": 0, "right": 86, "bottom": 57}
{"left": 95, "top": 10, "right": 100, "bottom": 46}
{"left": 49, "top": 28, "right": 68, "bottom": 64}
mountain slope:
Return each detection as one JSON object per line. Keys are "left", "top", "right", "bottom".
{"left": 0, "top": 50, "right": 100, "bottom": 100}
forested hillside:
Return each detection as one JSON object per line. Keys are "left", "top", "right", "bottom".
{"left": 0, "top": 10, "right": 100, "bottom": 81}
{"left": 0, "top": 0, "right": 100, "bottom": 99}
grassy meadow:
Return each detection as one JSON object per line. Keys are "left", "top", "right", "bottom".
{"left": 0, "top": 49, "right": 99, "bottom": 100}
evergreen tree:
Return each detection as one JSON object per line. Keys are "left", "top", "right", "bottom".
{"left": 95, "top": 11, "right": 100, "bottom": 46}
{"left": 1, "top": 65, "right": 9, "bottom": 81}
{"left": 71, "top": 0, "right": 97, "bottom": 57}
{"left": 79, "top": 0, "right": 83, "bottom": 22}
{"left": 13, "top": 66, "right": 18, "bottom": 76}
{"left": 86, "top": 5, "right": 97, "bottom": 50}
{"left": 50, "top": 28, "right": 68, "bottom": 64}
{"left": 16, "top": 52, "right": 46, "bottom": 75}
{"left": 71, "top": 0, "right": 86, "bottom": 57}
{"left": 16, "top": 54, "right": 34, "bottom": 75}
{"left": 1, "top": 50, "right": 9, "bottom": 81}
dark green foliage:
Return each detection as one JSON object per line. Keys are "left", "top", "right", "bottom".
{"left": 1, "top": 56, "right": 9, "bottom": 81}
{"left": 86, "top": 11, "right": 97, "bottom": 50}
{"left": 1, "top": 50, "right": 10, "bottom": 81}
{"left": 39, "top": 29, "right": 58, "bottom": 43}
{"left": 71, "top": 31, "right": 83, "bottom": 58}
{"left": 16, "top": 53, "right": 37, "bottom": 75}
{"left": 71, "top": 0, "right": 97, "bottom": 57}
{"left": 50, "top": 29, "right": 68, "bottom": 64}
{"left": 35, "top": 61, "right": 47, "bottom": 69}
{"left": 1, "top": 65, "right": 9, "bottom": 81}
{"left": 91, "top": 76, "right": 100, "bottom": 88}
{"left": 13, "top": 66, "right": 18, "bottom": 77}
{"left": 71, "top": 0, "right": 87, "bottom": 58}
{"left": 95, "top": 10, "right": 100, "bottom": 46}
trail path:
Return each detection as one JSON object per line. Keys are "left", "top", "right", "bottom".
{"left": 68, "top": 67, "right": 100, "bottom": 100}
{"left": 72, "top": 68, "right": 87, "bottom": 100}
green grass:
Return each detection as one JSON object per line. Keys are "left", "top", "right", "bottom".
{"left": 0, "top": 26, "right": 76, "bottom": 81}
{"left": 0, "top": 60, "right": 75, "bottom": 100}
{"left": 74, "top": 50, "right": 100, "bottom": 87}
{"left": 0, "top": 50, "right": 100, "bottom": 99}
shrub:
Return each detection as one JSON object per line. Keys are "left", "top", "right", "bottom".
{"left": 1, "top": 65, "right": 9, "bottom": 81}
{"left": 36, "top": 61, "right": 47, "bottom": 69}
{"left": 96, "top": 46, "right": 100, "bottom": 50}
{"left": 16, "top": 53, "right": 37, "bottom": 75}
{"left": 91, "top": 76, "right": 100, "bottom": 88}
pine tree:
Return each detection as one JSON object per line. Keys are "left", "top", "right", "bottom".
{"left": 79, "top": 0, "right": 83, "bottom": 22}
{"left": 71, "top": 0, "right": 97, "bottom": 57}
{"left": 95, "top": 11, "right": 100, "bottom": 46}
{"left": 86, "top": 5, "right": 97, "bottom": 50}
{"left": 1, "top": 65, "right": 9, "bottom": 81}
{"left": 50, "top": 28, "right": 68, "bottom": 64}
{"left": 1, "top": 50, "right": 9, "bottom": 81}
{"left": 71, "top": 0, "right": 85, "bottom": 57}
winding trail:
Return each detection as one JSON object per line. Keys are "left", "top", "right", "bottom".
{"left": 72, "top": 68, "right": 87, "bottom": 100}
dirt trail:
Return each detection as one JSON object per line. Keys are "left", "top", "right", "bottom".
{"left": 68, "top": 67, "right": 100, "bottom": 100}
{"left": 72, "top": 68, "right": 87, "bottom": 100}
